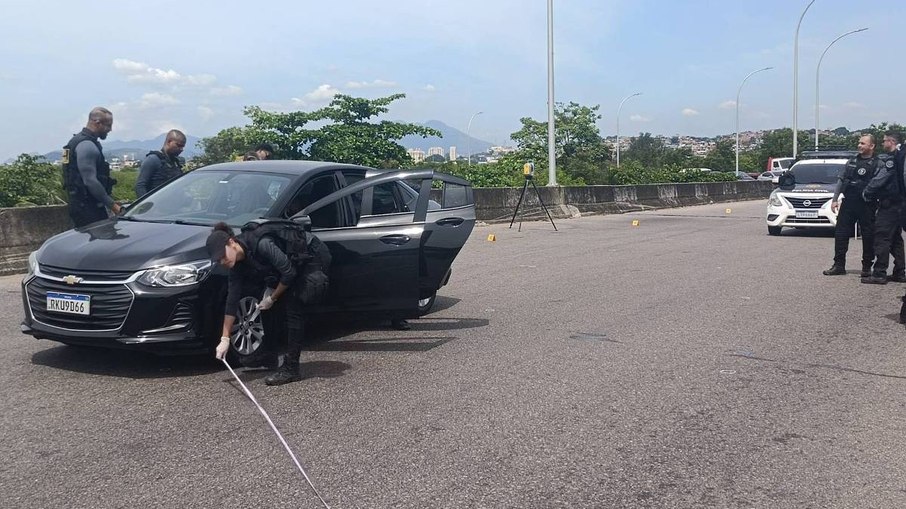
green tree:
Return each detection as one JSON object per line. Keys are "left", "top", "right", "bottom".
{"left": 194, "top": 126, "right": 250, "bottom": 166}
{"left": 509, "top": 101, "right": 612, "bottom": 184}
{"left": 197, "top": 94, "right": 439, "bottom": 168}
{"left": 622, "top": 133, "right": 668, "bottom": 168}
{"left": 757, "top": 128, "right": 811, "bottom": 168}
{"left": 0, "top": 154, "right": 65, "bottom": 207}
{"left": 702, "top": 139, "right": 736, "bottom": 172}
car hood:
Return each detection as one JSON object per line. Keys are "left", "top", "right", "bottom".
{"left": 782, "top": 183, "right": 835, "bottom": 194}
{"left": 37, "top": 219, "right": 211, "bottom": 271}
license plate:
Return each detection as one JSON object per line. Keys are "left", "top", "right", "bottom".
{"left": 796, "top": 210, "right": 819, "bottom": 219}
{"left": 46, "top": 292, "right": 90, "bottom": 315}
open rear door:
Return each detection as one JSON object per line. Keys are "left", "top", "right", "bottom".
{"left": 414, "top": 173, "right": 475, "bottom": 296}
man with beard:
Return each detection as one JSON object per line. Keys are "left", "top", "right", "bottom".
{"left": 62, "top": 107, "right": 121, "bottom": 227}
{"left": 134, "top": 129, "right": 186, "bottom": 197}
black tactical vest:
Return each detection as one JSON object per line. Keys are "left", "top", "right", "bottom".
{"left": 143, "top": 150, "right": 184, "bottom": 189}
{"left": 62, "top": 128, "right": 113, "bottom": 200}
{"left": 842, "top": 155, "right": 879, "bottom": 198}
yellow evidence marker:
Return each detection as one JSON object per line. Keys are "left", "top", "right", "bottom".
{"left": 487, "top": 234, "right": 497, "bottom": 242}
{"left": 725, "top": 208, "right": 732, "bottom": 214}
{"left": 631, "top": 220, "right": 640, "bottom": 227}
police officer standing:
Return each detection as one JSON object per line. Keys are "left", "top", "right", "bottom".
{"left": 62, "top": 107, "right": 121, "bottom": 227}
{"left": 134, "top": 130, "right": 186, "bottom": 198}
{"left": 823, "top": 134, "right": 880, "bottom": 276}
{"left": 861, "top": 132, "right": 906, "bottom": 284}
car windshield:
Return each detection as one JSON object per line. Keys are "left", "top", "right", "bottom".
{"left": 789, "top": 163, "right": 841, "bottom": 184}
{"left": 123, "top": 170, "right": 293, "bottom": 226}
{"left": 779, "top": 159, "right": 793, "bottom": 169}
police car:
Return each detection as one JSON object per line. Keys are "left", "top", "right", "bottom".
{"left": 765, "top": 150, "right": 856, "bottom": 235}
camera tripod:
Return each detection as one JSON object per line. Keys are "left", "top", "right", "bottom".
{"left": 508, "top": 176, "right": 558, "bottom": 232}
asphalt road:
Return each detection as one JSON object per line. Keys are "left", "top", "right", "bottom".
{"left": 2, "top": 199, "right": 906, "bottom": 508}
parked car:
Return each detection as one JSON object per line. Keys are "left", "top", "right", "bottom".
{"left": 765, "top": 152, "right": 853, "bottom": 235}
{"left": 757, "top": 170, "right": 787, "bottom": 183}
{"left": 21, "top": 161, "right": 476, "bottom": 360}
{"left": 736, "top": 172, "right": 756, "bottom": 181}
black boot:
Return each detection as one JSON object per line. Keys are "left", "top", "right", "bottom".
{"left": 861, "top": 263, "right": 873, "bottom": 278}
{"left": 860, "top": 275, "right": 888, "bottom": 285}
{"left": 264, "top": 361, "right": 301, "bottom": 385}
{"left": 823, "top": 265, "right": 846, "bottom": 276}
{"left": 889, "top": 272, "right": 906, "bottom": 283}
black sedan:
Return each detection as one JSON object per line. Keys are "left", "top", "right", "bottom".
{"left": 21, "top": 161, "right": 475, "bottom": 359}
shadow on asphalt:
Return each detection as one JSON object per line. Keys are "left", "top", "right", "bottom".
{"left": 30, "top": 344, "right": 220, "bottom": 379}
{"left": 306, "top": 315, "right": 489, "bottom": 353}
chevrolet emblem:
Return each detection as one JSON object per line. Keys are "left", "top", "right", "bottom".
{"left": 62, "top": 275, "right": 83, "bottom": 285}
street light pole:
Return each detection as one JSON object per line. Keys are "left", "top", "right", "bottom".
{"left": 792, "top": 0, "right": 816, "bottom": 158}
{"left": 466, "top": 111, "right": 483, "bottom": 168}
{"left": 546, "top": 0, "right": 557, "bottom": 186}
{"left": 616, "top": 92, "right": 641, "bottom": 168}
{"left": 736, "top": 67, "right": 773, "bottom": 176}
{"left": 815, "top": 27, "right": 868, "bottom": 150}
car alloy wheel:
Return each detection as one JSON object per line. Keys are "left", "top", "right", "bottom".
{"left": 417, "top": 291, "right": 437, "bottom": 316}
{"left": 230, "top": 296, "right": 265, "bottom": 356}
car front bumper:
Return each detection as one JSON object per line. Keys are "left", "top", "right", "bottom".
{"left": 766, "top": 195, "right": 837, "bottom": 229}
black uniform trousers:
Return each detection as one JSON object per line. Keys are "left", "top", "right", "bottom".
{"left": 68, "top": 200, "right": 108, "bottom": 228}
{"left": 834, "top": 198, "right": 876, "bottom": 268}
{"left": 872, "top": 199, "right": 906, "bottom": 277}
{"left": 261, "top": 294, "right": 305, "bottom": 368}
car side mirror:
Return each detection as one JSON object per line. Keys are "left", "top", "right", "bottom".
{"left": 293, "top": 214, "right": 312, "bottom": 232}
{"left": 778, "top": 173, "right": 795, "bottom": 189}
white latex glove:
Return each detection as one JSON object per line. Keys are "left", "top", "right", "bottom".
{"left": 257, "top": 296, "right": 275, "bottom": 311}
{"left": 215, "top": 336, "right": 230, "bottom": 360}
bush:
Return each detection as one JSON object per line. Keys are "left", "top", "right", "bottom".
{"left": 112, "top": 169, "right": 139, "bottom": 203}
{"left": 0, "top": 154, "right": 66, "bottom": 207}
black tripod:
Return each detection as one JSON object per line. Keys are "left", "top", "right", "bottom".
{"left": 508, "top": 176, "right": 558, "bottom": 231}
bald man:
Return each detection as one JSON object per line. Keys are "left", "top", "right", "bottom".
{"left": 62, "top": 107, "right": 121, "bottom": 227}
{"left": 135, "top": 129, "right": 187, "bottom": 197}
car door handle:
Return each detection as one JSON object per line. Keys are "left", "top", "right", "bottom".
{"left": 435, "top": 217, "right": 464, "bottom": 227}
{"left": 380, "top": 234, "right": 411, "bottom": 245}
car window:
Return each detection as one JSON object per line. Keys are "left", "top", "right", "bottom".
{"left": 371, "top": 182, "right": 408, "bottom": 215}
{"left": 341, "top": 171, "right": 365, "bottom": 220}
{"left": 441, "top": 182, "right": 470, "bottom": 208}
{"left": 125, "top": 171, "right": 291, "bottom": 226}
{"left": 789, "top": 163, "right": 843, "bottom": 184}
{"left": 283, "top": 174, "right": 343, "bottom": 228}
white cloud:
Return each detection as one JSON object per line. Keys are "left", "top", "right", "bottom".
{"left": 211, "top": 85, "right": 243, "bottom": 96}
{"left": 138, "top": 92, "right": 179, "bottom": 109}
{"left": 298, "top": 84, "right": 340, "bottom": 104}
{"left": 112, "top": 58, "right": 217, "bottom": 87}
{"left": 629, "top": 114, "right": 650, "bottom": 122}
{"left": 843, "top": 102, "right": 865, "bottom": 109}
{"left": 423, "top": 84, "right": 436, "bottom": 91}
{"left": 345, "top": 79, "right": 397, "bottom": 89}
{"left": 682, "top": 108, "right": 699, "bottom": 117}
{"left": 198, "top": 106, "right": 215, "bottom": 121}
{"left": 719, "top": 100, "right": 736, "bottom": 110}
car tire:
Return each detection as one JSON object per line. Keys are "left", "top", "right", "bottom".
{"left": 227, "top": 295, "right": 267, "bottom": 363}
{"left": 417, "top": 291, "right": 437, "bottom": 316}
{"left": 768, "top": 225, "right": 782, "bottom": 236}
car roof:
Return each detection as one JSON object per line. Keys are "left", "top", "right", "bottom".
{"left": 195, "top": 160, "right": 371, "bottom": 176}
{"left": 792, "top": 158, "right": 848, "bottom": 165}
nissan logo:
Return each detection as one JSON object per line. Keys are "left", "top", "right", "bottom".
{"left": 803, "top": 200, "right": 812, "bottom": 207}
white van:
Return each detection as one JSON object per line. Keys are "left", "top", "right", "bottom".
{"left": 767, "top": 157, "right": 795, "bottom": 172}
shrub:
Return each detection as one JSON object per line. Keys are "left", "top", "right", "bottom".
{"left": 0, "top": 154, "right": 66, "bottom": 207}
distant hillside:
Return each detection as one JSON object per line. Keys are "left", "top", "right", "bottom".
{"left": 400, "top": 120, "right": 495, "bottom": 153}
{"left": 33, "top": 133, "right": 202, "bottom": 163}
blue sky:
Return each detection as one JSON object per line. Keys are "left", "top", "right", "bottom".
{"left": 0, "top": 0, "right": 899, "bottom": 160}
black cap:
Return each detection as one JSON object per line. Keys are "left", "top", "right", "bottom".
{"left": 206, "top": 230, "right": 231, "bottom": 264}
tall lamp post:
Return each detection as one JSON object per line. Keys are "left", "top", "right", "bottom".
{"left": 815, "top": 27, "right": 868, "bottom": 149}
{"left": 792, "top": 0, "right": 816, "bottom": 158}
{"left": 736, "top": 67, "right": 773, "bottom": 176}
{"left": 546, "top": 0, "right": 557, "bottom": 186}
{"left": 466, "top": 110, "right": 483, "bottom": 168}
{"left": 615, "top": 92, "right": 641, "bottom": 168}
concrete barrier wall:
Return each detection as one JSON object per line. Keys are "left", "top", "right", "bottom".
{"left": 0, "top": 181, "right": 773, "bottom": 275}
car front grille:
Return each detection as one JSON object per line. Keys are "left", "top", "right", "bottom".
{"left": 39, "top": 264, "right": 135, "bottom": 282}
{"left": 26, "top": 277, "right": 134, "bottom": 331}
{"left": 786, "top": 197, "right": 830, "bottom": 209}
{"left": 786, "top": 217, "right": 832, "bottom": 225}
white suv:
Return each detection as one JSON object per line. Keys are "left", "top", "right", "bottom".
{"left": 765, "top": 152, "right": 854, "bottom": 235}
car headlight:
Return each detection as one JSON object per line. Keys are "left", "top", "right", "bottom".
{"left": 137, "top": 260, "right": 212, "bottom": 287}
{"left": 26, "top": 251, "right": 38, "bottom": 278}
{"left": 769, "top": 193, "right": 784, "bottom": 207}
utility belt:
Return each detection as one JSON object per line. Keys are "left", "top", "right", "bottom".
{"left": 878, "top": 196, "right": 905, "bottom": 209}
